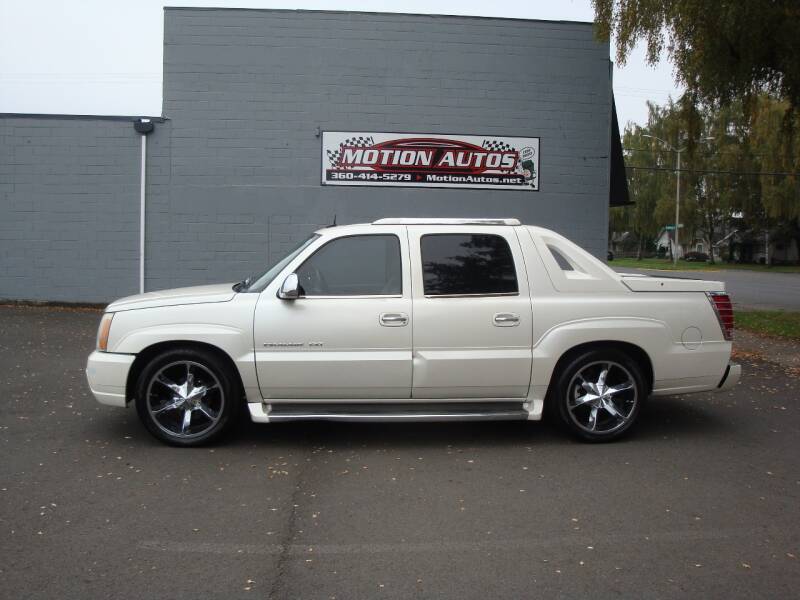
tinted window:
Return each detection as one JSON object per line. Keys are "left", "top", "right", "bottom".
{"left": 421, "top": 234, "right": 518, "bottom": 296}
{"left": 245, "top": 234, "right": 320, "bottom": 292}
{"left": 296, "top": 235, "right": 402, "bottom": 296}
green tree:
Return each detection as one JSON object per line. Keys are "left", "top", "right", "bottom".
{"left": 618, "top": 95, "right": 799, "bottom": 264}
{"left": 592, "top": 1, "right": 800, "bottom": 113}
{"left": 641, "top": 100, "right": 698, "bottom": 246}
{"left": 688, "top": 101, "right": 761, "bottom": 263}
{"left": 750, "top": 96, "right": 800, "bottom": 258}
{"left": 621, "top": 99, "right": 743, "bottom": 262}
{"left": 618, "top": 113, "right": 665, "bottom": 258}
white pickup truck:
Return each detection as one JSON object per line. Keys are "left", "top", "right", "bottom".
{"left": 86, "top": 218, "right": 739, "bottom": 445}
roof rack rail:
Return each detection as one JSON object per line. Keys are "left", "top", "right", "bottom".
{"left": 372, "top": 218, "right": 521, "bottom": 226}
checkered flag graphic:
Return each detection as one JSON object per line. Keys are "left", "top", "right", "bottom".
{"left": 483, "top": 139, "right": 523, "bottom": 172}
{"left": 482, "top": 139, "right": 515, "bottom": 152}
{"left": 327, "top": 136, "right": 375, "bottom": 167}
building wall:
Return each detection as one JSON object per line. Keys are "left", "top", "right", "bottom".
{"left": 154, "top": 8, "right": 611, "bottom": 288}
{"left": 0, "top": 117, "right": 145, "bottom": 302}
{"left": 1, "top": 9, "right": 612, "bottom": 303}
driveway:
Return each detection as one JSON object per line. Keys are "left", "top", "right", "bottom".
{"left": 1, "top": 305, "right": 799, "bottom": 599}
{"left": 614, "top": 266, "right": 800, "bottom": 310}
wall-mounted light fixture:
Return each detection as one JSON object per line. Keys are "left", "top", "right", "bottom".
{"left": 134, "top": 118, "right": 155, "bottom": 135}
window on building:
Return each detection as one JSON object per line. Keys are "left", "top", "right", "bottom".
{"left": 295, "top": 235, "right": 402, "bottom": 296}
{"left": 421, "top": 234, "right": 518, "bottom": 296}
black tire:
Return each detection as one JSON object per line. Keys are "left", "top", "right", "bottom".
{"left": 551, "top": 348, "right": 645, "bottom": 442}
{"left": 134, "top": 347, "right": 241, "bottom": 446}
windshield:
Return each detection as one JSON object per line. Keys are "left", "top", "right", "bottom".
{"left": 237, "top": 234, "right": 320, "bottom": 292}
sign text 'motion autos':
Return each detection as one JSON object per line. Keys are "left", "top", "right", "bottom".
{"left": 322, "top": 132, "right": 540, "bottom": 191}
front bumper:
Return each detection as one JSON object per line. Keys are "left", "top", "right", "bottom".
{"left": 717, "top": 362, "right": 741, "bottom": 392}
{"left": 86, "top": 351, "right": 136, "bottom": 407}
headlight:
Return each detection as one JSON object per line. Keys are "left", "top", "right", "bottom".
{"left": 96, "top": 313, "right": 114, "bottom": 352}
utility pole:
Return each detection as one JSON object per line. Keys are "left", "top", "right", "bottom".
{"left": 765, "top": 230, "right": 770, "bottom": 266}
{"left": 643, "top": 134, "right": 713, "bottom": 266}
{"left": 674, "top": 148, "right": 681, "bottom": 265}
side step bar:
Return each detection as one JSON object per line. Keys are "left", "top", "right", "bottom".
{"left": 253, "top": 402, "right": 530, "bottom": 423}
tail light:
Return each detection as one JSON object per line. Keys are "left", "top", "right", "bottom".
{"left": 706, "top": 292, "right": 734, "bottom": 341}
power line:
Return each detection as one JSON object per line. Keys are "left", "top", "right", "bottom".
{"left": 624, "top": 146, "right": 775, "bottom": 159}
{"left": 626, "top": 165, "right": 800, "bottom": 176}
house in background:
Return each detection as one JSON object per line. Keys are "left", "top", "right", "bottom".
{"left": 716, "top": 230, "right": 799, "bottom": 265}
{"left": 651, "top": 226, "right": 799, "bottom": 264}
{"left": 654, "top": 227, "right": 710, "bottom": 260}
{"left": 609, "top": 231, "right": 633, "bottom": 256}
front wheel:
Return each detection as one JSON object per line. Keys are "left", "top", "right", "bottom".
{"left": 134, "top": 347, "right": 240, "bottom": 446}
{"left": 552, "top": 349, "right": 645, "bottom": 442}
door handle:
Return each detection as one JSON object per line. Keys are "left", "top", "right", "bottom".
{"left": 493, "top": 313, "right": 520, "bottom": 327}
{"left": 380, "top": 313, "right": 409, "bottom": 327}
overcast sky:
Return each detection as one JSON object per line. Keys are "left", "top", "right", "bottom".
{"left": 0, "top": 0, "right": 681, "bottom": 128}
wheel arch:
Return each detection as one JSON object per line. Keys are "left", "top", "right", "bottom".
{"left": 125, "top": 340, "right": 245, "bottom": 405}
{"left": 545, "top": 340, "right": 654, "bottom": 402}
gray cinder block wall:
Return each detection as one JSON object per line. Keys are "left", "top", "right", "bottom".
{"left": 1, "top": 9, "right": 612, "bottom": 303}
{"left": 0, "top": 116, "right": 149, "bottom": 302}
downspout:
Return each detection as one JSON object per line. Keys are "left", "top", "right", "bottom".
{"left": 134, "top": 119, "right": 155, "bottom": 293}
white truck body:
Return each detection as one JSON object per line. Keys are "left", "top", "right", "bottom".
{"left": 86, "top": 219, "right": 739, "bottom": 444}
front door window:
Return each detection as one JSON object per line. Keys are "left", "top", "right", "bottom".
{"left": 295, "top": 234, "right": 402, "bottom": 296}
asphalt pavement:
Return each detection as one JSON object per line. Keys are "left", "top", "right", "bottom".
{"left": 1, "top": 305, "right": 799, "bottom": 599}
{"left": 613, "top": 266, "right": 800, "bottom": 310}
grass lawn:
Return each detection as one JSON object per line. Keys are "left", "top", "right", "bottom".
{"left": 611, "top": 257, "right": 800, "bottom": 273}
{"left": 736, "top": 309, "right": 800, "bottom": 341}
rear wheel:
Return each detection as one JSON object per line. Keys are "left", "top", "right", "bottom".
{"left": 134, "top": 347, "right": 240, "bottom": 446}
{"left": 552, "top": 349, "right": 645, "bottom": 442}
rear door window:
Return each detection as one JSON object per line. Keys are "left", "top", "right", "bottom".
{"left": 420, "top": 234, "right": 518, "bottom": 296}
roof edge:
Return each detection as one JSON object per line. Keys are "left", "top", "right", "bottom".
{"left": 0, "top": 113, "right": 167, "bottom": 122}
{"left": 163, "top": 6, "right": 595, "bottom": 27}
{"left": 373, "top": 218, "right": 521, "bottom": 226}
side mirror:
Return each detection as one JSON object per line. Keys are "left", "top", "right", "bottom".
{"left": 278, "top": 273, "right": 300, "bottom": 300}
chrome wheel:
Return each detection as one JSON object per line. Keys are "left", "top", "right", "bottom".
{"left": 145, "top": 360, "right": 225, "bottom": 440}
{"left": 566, "top": 360, "right": 638, "bottom": 435}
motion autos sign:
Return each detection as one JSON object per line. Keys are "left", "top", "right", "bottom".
{"left": 322, "top": 132, "right": 539, "bottom": 191}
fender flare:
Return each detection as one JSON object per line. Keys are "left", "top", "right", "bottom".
{"left": 112, "top": 323, "right": 260, "bottom": 404}
{"left": 530, "top": 317, "right": 666, "bottom": 402}
{"left": 112, "top": 323, "right": 244, "bottom": 355}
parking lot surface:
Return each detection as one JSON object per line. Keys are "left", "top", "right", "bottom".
{"left": 1, "top": 305, "right": 799, "bottom": 599}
